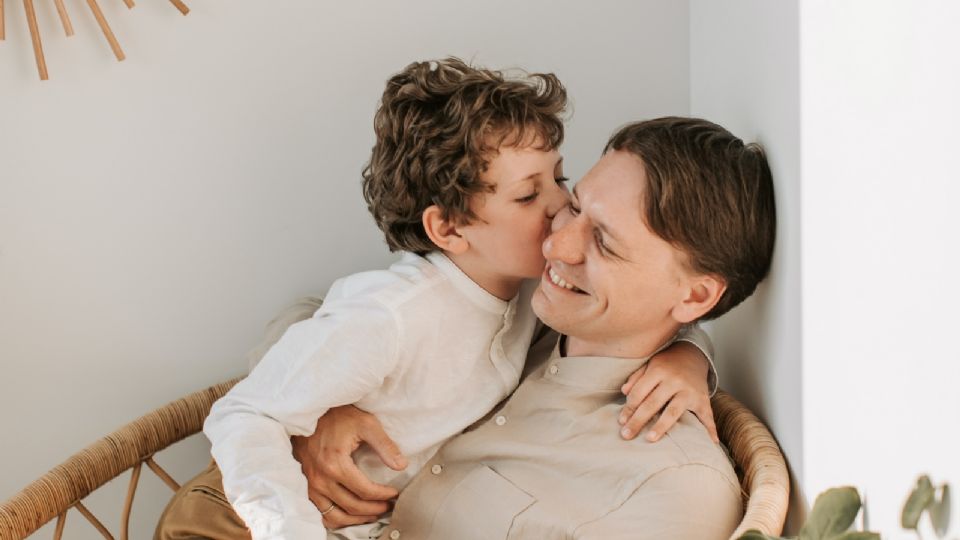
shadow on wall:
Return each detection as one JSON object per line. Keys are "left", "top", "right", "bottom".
{"left": 709, "top": 281, "right": 808, "bottom": 535}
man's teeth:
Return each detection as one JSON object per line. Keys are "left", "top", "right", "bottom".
{"left": 549, "top": 268, "right": 582, "bottom": 292}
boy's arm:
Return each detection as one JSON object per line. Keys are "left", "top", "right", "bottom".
{"left": 618, "top": 324, "right": 719, "bottom": 443}
{"left": 205, "top": 299, "right": 399, "bottom": 539}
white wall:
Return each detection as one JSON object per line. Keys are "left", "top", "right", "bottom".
{"left": 690, "top": 0, "right": 805, "bottom": 531}
{"left": 801, "top": 1, "right": 960, "bottom": 537}
{"left": 0, "top": 1, "right": 691, "bottom": 538}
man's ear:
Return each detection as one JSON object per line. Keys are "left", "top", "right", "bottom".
{"left": 671, "top": 274, "right": 727, "bottom": 323}
{"left": 422, "top": 205, "right": 470, "bottom": 254}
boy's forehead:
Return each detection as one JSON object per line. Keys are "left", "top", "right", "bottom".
{"left": 483, "top": 146, "right": 562, "bottom": 190}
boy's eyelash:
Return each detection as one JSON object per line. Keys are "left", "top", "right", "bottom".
{"left": 556, "top": 176, "right": 569, "bottom": 183}
{"left": 516, "top": 192, "right": 539, "bottom": 203}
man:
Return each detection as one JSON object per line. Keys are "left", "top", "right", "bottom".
{"left": 306, "top": 116, "right": 776, "bottom": 539}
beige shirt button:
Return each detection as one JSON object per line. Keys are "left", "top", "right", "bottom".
{"left": 431, "top": 464, "right": 443, "bottom": 475}
{"left": 495, "top": 415, "right": 507, "bottom": 426}
{"left": 548, "top": 364, "right": 560, "bottom": 375}
{"left": 389, "top": 530, "right": 401, "bottom": 540}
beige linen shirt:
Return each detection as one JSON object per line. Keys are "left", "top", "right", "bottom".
{"left": 384, "top": 334, "right": 743, "bottom": 540}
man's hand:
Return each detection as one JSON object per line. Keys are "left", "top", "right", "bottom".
{"left": 618, "top": 341, "right": 719, "bottom": 443}
{"left": 291, "top": 405, "right": 409, "bottom": 529}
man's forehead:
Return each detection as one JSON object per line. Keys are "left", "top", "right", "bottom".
{"left": 571, "top": 181, "right": 625, "bottom": 245}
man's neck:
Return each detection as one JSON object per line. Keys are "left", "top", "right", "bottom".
{"left": 564, "top": 323, "right": 682, "bottom": 360}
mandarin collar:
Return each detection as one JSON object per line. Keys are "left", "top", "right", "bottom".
{"left": 540, "top": 335, "right": 676, "bottom": 392}
{"left": 423, "top": 252, "right": 513, "bottom": 315}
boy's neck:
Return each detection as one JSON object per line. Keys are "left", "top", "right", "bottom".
{"left": 443, "top": 251, "right": 523, "bottom": 301}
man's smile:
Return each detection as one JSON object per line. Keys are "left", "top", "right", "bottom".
{"left": 544, "top": 264, "right": 587, "bottom": 294}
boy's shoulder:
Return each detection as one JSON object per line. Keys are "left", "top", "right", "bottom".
{"left": 322, "top": 252, "right": 450, "bottom": 310}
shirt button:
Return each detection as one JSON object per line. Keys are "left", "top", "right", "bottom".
{"left": 548, "top": 364, "right": 560, "bottom": 375}
{"left": 389, "top": 530, "right": 401, "bottom": 540}
{"left": 495, "top": 415, "right": 507, "bottom": 426}
{"left": 431, "top": 464, "right": 443, "bottom": 475}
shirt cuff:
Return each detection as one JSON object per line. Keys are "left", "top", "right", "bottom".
{"left": 674, "top": 335, "right": 719, "bottom": 397}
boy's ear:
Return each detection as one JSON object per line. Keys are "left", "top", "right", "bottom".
{"left": 422, "top": 205, "right": 470, "bottom": 254}
{"left": 671, "top": 274, "right": 727, "bottom": 323}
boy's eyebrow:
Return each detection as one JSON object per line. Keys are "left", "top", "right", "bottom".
{"left": 572, "top": 184, "right": 622, "bottom": 245}
{"left": 512, "top": 156, "right": 565, "bottom": 184}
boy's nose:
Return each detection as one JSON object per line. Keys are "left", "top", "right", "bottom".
{"left": 544, "top": 179, "right": 572, "bottom": 219}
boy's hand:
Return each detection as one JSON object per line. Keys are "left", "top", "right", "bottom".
{"left": 617, "top": 341, "right": 719, "bottom": 443}
{"left": 291, "top": 405, "right": 409, "bottom": 528}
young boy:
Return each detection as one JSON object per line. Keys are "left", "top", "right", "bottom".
{"left": 161, "top": 58, "right": 716, "bottom": 540}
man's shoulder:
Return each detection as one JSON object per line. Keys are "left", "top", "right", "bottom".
{"left": 655, "top": 413, "right": 740, "bottom": 488}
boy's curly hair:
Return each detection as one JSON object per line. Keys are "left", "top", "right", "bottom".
{"left": 362, "top": 57, "right": 567, "bottom": 254}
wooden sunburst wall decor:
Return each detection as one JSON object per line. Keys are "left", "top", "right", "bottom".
{"left": 0, "top": 0, "right": 191, "bottom": 80}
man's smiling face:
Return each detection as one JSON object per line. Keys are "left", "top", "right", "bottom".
{"left": 531, "top": 150, "right": 701, "bottom": 358}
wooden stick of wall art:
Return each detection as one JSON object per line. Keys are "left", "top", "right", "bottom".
{"left": 54, "top": 0, "right": 75, "bottom": 36}
{"left": 85, "top": 0, "right": 124, "bottom": 61}
{"left": 169, "top": 0, "right": 188, "bottom": 16}
{"left": 3, "top": 0, "right": 190, "bottom": 79}
{"left": 23, "top": 0, "right": 47, "bottom": 80}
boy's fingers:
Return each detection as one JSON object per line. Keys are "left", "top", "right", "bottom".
{"left": 620, "top": 364, "right": 647, "bottom": 396}
{"left": 620, "top": 386, "right": 672, "bottom": 440}
{"left": 695, "top": 403, "right": 720, "bottom": 443}
{"left": 336, "top": 454, "right": 399, "bottom": 501}
{"left": 619, "top": 376, "right": 658, "bottom": 425}
{"left": 646, "top": 403, "right": 686, "bottom": 442}
{"left": 359, "top": 420, "right": 408, "bottom": 471}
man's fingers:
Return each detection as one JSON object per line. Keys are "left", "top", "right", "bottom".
{"left": 324, "top": 482, "right": 392, "bottom": 516}
{"left": 334, "top": 454, "right": 399, "bottom": 501}
{"left": 359, "top": 419, "right": 408, "bottom": 471}
{"left": 620, "top": 363, "right": 648, "bottom": 396}
{"left": 320, "top": 507, "right": 379, "bottom": 529}
{"left": 646, "top": 403, "right": 686, "bottom": 442}
{"left": 307, "top": 492, "right": 375, "bottom": 529}
{"left": 620, "top": 386, "right": 673, "bottom": 440}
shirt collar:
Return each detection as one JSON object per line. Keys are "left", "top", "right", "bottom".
{"left": 540, "top": 335, "right": 677, "bottom": 392}
{"left": 423, "top": 252, "right": 512, "bottom": 315}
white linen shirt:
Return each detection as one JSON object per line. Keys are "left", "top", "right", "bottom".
{"left": 204, "top": 252, "right": 541, "bottom": 540}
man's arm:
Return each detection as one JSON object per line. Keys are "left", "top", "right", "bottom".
{"left": 573, "top": 464, "right": 742, "bottom": 540}
{"left": 291, "top": 406, "right": 407, "bottom": 528}
{"left": 618, "top": 324, "right": 719, "bottom": 442}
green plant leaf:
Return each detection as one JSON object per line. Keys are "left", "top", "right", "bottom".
{"left": 799, "top": 486, "right": 862, "bottom": 540}
{"left": 737, "top": 530, "right": 785, "bottom": 540}
{"left": 833, "top": 533, "right": 881, "bottom": 540}
{"left": 930, "top": 483, "right": 952, "bottom": 539}
{"left": 902, "top": 475, "right": 935, "bottom": 530}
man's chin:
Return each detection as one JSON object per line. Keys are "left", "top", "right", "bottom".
{"left": 531, "top": 286, "right": 575, "bottom": 333}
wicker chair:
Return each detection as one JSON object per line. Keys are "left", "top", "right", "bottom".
{"left": 0, "top": 381, "right": 789, "bottom": 540}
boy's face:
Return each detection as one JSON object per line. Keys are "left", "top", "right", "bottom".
{"left": 455, "top": 139, "right": 570, "bottom": 296}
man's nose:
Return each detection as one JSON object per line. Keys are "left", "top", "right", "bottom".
{"left": 543, "top": 209, "right": 584, "bottom": 265}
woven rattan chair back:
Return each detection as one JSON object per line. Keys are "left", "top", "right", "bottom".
{"left": 0, "top": 383, "right": 789, "bottom": 540}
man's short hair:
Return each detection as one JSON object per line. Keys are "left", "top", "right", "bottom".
{"left": 605, "top": 117, "right": 777, "bottom": 320}
{"left": 362, "top": 57, "right": 567, "bottom": 254}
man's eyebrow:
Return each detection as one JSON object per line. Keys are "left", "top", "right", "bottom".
{"left": 572, "top": 184, "right": 621, "bottom": 245}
